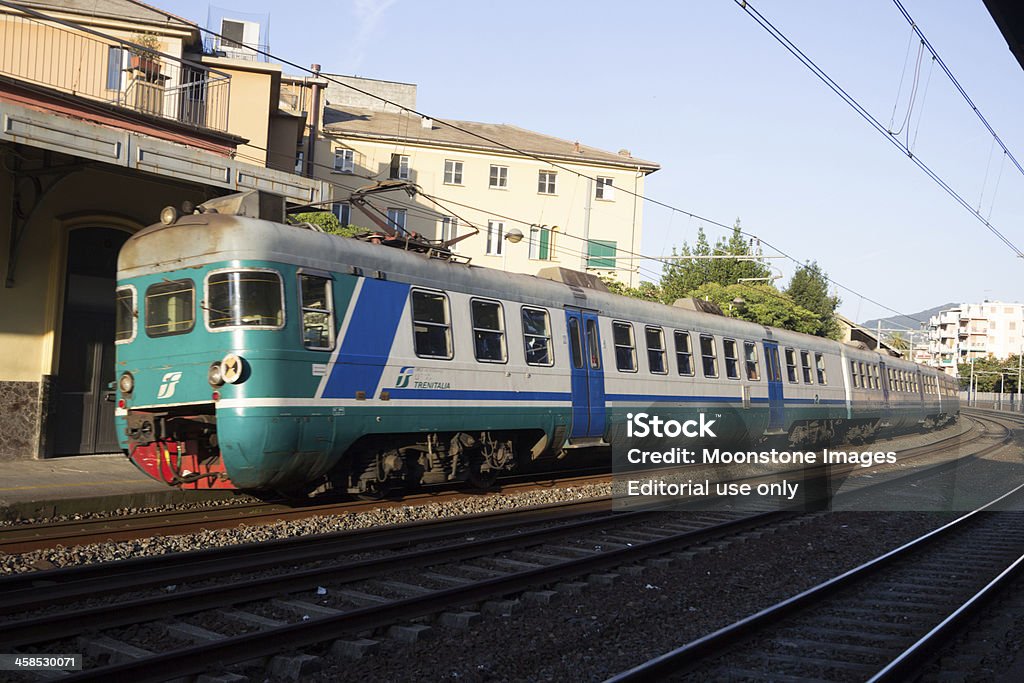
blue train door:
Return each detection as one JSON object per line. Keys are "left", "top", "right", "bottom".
{"left": 762, "top": 341, "right": 785, "bottom": 432}
{"left": 565, "top": 309, "right": 606, "bottom": 439}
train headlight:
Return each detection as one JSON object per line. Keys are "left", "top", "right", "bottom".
{"left": 118, "top": 371, "right": 134, "bottom": 395}
{"left": 221, "top": 353, "right": 244, "bottom": 384}
{"left": 160, "top": 206, "right": 179, "bottom": 225}
{"left": 208, "top": 362, "right": 225, "bottom": 387}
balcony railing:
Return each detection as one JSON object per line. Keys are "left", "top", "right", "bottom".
{"left": 0, "top": 6, "right": 231, "bottom": 132}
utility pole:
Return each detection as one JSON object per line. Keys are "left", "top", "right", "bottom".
{"left": 305, "top": 64, "right": 322, "bottom": 179}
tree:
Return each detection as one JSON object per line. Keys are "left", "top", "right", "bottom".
{"left": 290, "top": 211, "right": 366, "bottom": 237}
{"left": 785, "top": 261, "right": 841, "bottom": 339}
{"left": 601, "top": 277, "right": 662, "bottom": 302}
{"left": 887, "top": 332, "right": 909, "bottom": 351}
{"left": 957, "top": 355, "right": 1021, "bottom": 392}
{"left": 660, "top": 221, "right": 771, "bottom": 304}
{"left": 689, "top": 282, "right": 821, "bottom": 335}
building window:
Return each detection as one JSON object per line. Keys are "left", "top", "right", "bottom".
{"left": 587, "top": 240, "right": 616, "bottom": 269}
{"left": 411, "top": 289, "right": 452, "bottom": 359}
{"left": 522, "top": 307, "right": 553, "bottom": 366}
{"left": 744, "top": 341, "right": 760, "bottom": 381}
{"left": 489, "top": 165, "right": 508, "bottom": 189}
{"left": 700, "top": 334, "right": 718, "bottom": 378}
{"left": 529, "top": 225, "right": 552, "bottom": 260}
{"left": 613, "top": 322, "right": 637, "bottom": 372}
{"left": 334, "top": 149, "right": 354, "bottom": 173}
{"left": 444, "top": 159, "right": 463, "bottom": 185}
{"left": 440, "top": 216, "right": 458, "bottom": 243}
{"left": 596, "top": 176, "right": 614, "bottom": 200}
{"left": 390, "top": 154, "right": 410, "bottom": 180}
{"left": 299, "top": 274, "right": 334, "bottom": 350}
{"left": 106, "top": 46, "right": 124, "bottom": 90}
{"left": 486, "top": 220, "right": 504, "bottom": 255}
{"left": 294, "top": 150, "right": 304, "bottom": 174}
{"left": 332, "top": 202, "right": 350, "bottom": 226}
{"left": 538, "top": 171, "right": 556, "bottom": 194}
{"left": 471, "top": 299, "right": 506, "bottom": 363}
{"left": 646, "top": 326, "right": 667, "bottom": 375}
{"left": 386, "top": 208, "right": 407, "bottom": 234}
{"left": 674, "top": 331, "right": 693, "bottom": 376}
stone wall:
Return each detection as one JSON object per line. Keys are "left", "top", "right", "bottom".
{"left": 0, "top": 380, "right": 42, "bottom": 460}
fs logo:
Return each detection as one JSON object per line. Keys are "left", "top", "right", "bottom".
{"left": 395, "top": 366, "right": 414, "bottom": 388}
{"left": 156, "top": 371, "right": 183, "bottom": 399}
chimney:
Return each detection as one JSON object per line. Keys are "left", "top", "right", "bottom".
{"left": 573, "top": 141, "right": 581, "bottom": 153}
{"left": 421, "top": 117, "right": 433, "bottom": 129}
{"left": 618, "top": 148, "right": 631, "bottom": 157}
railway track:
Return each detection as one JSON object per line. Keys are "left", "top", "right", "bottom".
{"left": 1, "top": 500, "right": 794, "bottom": 682}
{"left": 0, "top": 468, "right": 612, "bottom": 554}
{"left": 608, "top": 459, "right": 1024, "bottom": 681}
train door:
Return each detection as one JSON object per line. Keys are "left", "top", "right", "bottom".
{"left": 565, "top": 309, "right": 606, "bottom": 439}
{"left": 879, "top": 361, "right": 891, "bottom": 407}
{"left": 762, "top": 341, "right": 785, "bottom": 432}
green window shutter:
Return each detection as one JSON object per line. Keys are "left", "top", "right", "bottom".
{"left": 538, "top": 227, "right": 550, "bottom": 260}
{"left": 587, "top": 240, "right": 616, "bottom": 269}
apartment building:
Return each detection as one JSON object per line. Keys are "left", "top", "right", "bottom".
{"left": 0, "top": 0, "right": 327, "bottom": 460}
{"left": 926, "top": 302, "right": 1024, "bottom": 373}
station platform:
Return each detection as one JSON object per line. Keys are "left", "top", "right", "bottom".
{"left": 0, "top": 453, "right": 235, "bottom": 521}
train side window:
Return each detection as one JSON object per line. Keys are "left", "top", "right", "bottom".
{"left": 850, "top": 360, "right": 860, "bottom": 388}
{"left": 568, "top": 318, "right": 584, "bottom": 369}
{"left": 723, "top": 339, "right": 739, "bottom": 379}
{"left": 299, "top": 274, "right": 334, "bottom": 351}
{"left": 206, "top": 270, "right": 284, "bottom": 329}
{"left": 784, "top": 348, "right": 798, "bottom": 383}
{"left": 522, "top": 307, "right": 553, "bottom": 367}
{"left": 146, "top": 279, "right": 195, "bottom": 337}
{"left": 744, "top": 341, "right": 760, "bottom": 381}
{"left": 613, "top": 321, "right": 637, "bottom": 372}
{"left": 115, "top": 285, "right": 137, "bottom": 344}
{"left": 471, "top": 299, "right": 506, "bottom": 363}
{"left": 585, "top": 318, "right": 601, "bottom": 370}
{"left": 800, "top": 351, "right": 813, "bottom": 383}
{"left": 411, "top": 289, "right": 453, "bottom": 359}
{"left": 815, "top": 352, "right": 827, "bottom": 384}
{"left": 674, "top": 331, "right": 694, "bottom": 376}
{"left": 700, "top": 334, "right": 718, "bottom": 378}
{"left": 646, "top": 326, "right": 667, "bottom": 375}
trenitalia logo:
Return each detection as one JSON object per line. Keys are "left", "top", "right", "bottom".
{"left": 626, "top": 412, "right": 717, "bottom": 438}
{"left": 395, "top": 366, "right": 414, "bottom": 388}
{"left": 157, "top": 371, "right": 183, "bottom": 399}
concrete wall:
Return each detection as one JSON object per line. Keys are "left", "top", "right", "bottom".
{"left": 322, "top": 74, "right": 416, "bottom": 112}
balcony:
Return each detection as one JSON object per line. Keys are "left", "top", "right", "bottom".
{"left": 0, "top": 8, "right": 231, "bottom": 133}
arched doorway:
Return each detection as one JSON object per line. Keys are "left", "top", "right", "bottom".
{"left": 53, "top": 227, "right": 131, "bottom": 455}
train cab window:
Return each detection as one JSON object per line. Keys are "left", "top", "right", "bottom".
{"left": 785, "top": 348, "right": 798, "bottom": 383}
{"left": 411, "top": 290, "right": 453, "bottom": 359}
{"left": 815, "top": 353, "right": 827, "bottom": 384}
{"left": 585, "top": 319, "right": 601, "bottom": 370}
{"left": 674, "top": 331, "right": 694, "bottom": 376}
{"left": 723, "top": 339, "right": 740, "bottom": 379}
{"left": 471, "top": 299, "right": 506, "bottom": 363}
{"left": 850, "top": 360, "right": 860, "bottom": 389}
{"left": 206, "top": 270, "right": 284, "bottom": 329}
{"left": 700, "top": 334, "right": 718, "bottom": 378}
{"left": 568, "top": 318, "right": 584, "bottom": 369}
{"left": 646, "top": 326, "right": 667, "bottom": 374}
{"left": 800, "top": 351, "right": 813, "bottom": 383}
{"left": 522, "top": 307, "right": 553, "bottom": 366}
{"left": 744, "top": 341, "right": 760, "bottom": 381}
{"left": 145, "top": 279, "right": 195, "bottom": 337}
{"left": 299, "top": 274, "right": 334, "bottom": 350}
{"left": 613, "top": 322, "right": 637, "bottom": 372}
{"left": 115, "top": 286, "right": 136, "bottom": 343}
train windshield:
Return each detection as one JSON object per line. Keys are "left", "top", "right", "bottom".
{"left": 115, "top": 286, "right": 136, "bottom": 343}
{"left": 206, "top": 270, "right": 284, "bottom": 329}
{"left": 145, "top": 279, "right": 195, "bottom": 337}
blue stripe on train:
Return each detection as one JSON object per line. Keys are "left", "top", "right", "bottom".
{"left": 322, "top": 279, "right": 410, "bottom": 400}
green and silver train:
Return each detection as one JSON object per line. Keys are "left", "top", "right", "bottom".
{"left": 113, "top": 191, "right": 959, "bottom": 495}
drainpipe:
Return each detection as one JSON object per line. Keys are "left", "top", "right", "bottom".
{"left": 305, "top": 63, "right": 322, "bottom": 179}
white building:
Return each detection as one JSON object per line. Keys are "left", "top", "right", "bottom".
{"left": 926, "top": 302, "right": 1024, "bottom": 374}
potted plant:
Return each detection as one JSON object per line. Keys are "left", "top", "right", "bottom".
{"left": 129, "top": 32, "right": 162, "bottom": 76}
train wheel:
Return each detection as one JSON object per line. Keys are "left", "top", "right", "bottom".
{"left": 468, "top": 467, "right": 498, "bottom": 490}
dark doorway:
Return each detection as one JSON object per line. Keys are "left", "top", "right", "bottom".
{"left": 54, "top": 227, "right": 130, "bottom": 455}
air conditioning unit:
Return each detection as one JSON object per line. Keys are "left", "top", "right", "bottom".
{"left": 219, "top": 18, "right": 260, "bottom": 60}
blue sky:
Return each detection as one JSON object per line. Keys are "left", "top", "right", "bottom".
{"left": 161, "top": 1, "right": 1024, "bottom": 326}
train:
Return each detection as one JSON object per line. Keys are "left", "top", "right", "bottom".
{"left": 113, "top": 190, "right": 959, "bottom": 496}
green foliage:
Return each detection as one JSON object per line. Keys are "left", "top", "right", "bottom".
{"left": 887, "top": 332, "right": 909, "bottom": 351}
{"left": 785, "top": 261, "right": 841, "bottom": 339}
{"left": 957, "top": 355, "right": 1021, "bottom": 392}
{"left": 689, "top": 282, "right": 821, "bottom": 335}
{"left": 601, "top": 277, "right": 663, "bottom": 302}
{"left": 660, "top": 221, "right": 771, "bottom": 303}
{"left": 289, "top": 211, "right": 366, "bottom": 238}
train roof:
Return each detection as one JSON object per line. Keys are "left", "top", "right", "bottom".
{"left": 120, "top": 214, "right": 935, "bottom": 374}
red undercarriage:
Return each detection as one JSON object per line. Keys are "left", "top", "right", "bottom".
{"left": 129, "top": 440, "right": 235, "bottom": 489}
